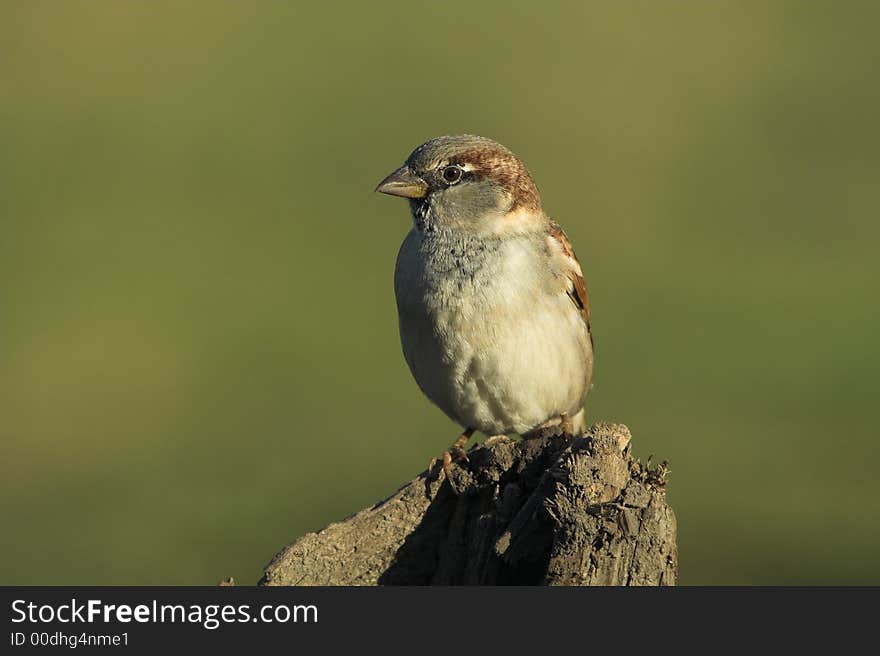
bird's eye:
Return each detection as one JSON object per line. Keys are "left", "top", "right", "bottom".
{"left": 441, "top": 165, "right": 463, "bottom": 184}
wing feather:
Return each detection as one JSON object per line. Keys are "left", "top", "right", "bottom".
{"left": 547, "top": 221, "right": 593, "bottom": 349}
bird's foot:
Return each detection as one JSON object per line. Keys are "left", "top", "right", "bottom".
{"left": 525, "top": 413, "right": 576, "bottom": 441}
{"left": 559, "top": 413, "right": 574, "bottom": 435}
{"left": 483, "top": 434, "right": 509, "bottom": 447}
{"left": 441, "top": 446, "right": 468, "bottom": 472}
{"left": 429, "top": 428, "right": 474, "bottom": 478}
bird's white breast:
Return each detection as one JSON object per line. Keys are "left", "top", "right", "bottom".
{"left": 394, "top": 228, "right": 592, "bottom": 435}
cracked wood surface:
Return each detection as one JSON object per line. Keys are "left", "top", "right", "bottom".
{"left": 260, "top": 423, "right": 677, "bottom": 586}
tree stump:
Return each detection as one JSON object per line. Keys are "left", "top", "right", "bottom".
{"left": 260, "top": 422, "right": 677, "bottom": 585}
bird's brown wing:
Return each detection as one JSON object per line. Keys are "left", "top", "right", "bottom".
{"left": 547, "top": 221, "right": 593, "bottom": 349}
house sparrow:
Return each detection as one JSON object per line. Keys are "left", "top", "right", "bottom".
{"left": 376, "top": 135, "right": 593, "bottom": 469}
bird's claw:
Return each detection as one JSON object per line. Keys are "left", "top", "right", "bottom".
{"left": 559, "top": 413, "right": 574, "bottom": 435}
{"left": 483, "top": 434, "right": 509, "bottom": 447}
{"left": 428, "top": 429, "right": 475, "bottom": 479}
{"left": 441, "top": 445, "right": 469, "bottom": 474}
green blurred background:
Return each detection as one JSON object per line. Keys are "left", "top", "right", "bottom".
{"left": 1, "top": 1, "right": 878, "bottom": 585}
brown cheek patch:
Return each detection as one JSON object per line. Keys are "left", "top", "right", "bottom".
{"left": 456, "top": 147, "right": 542, "bottom": 212}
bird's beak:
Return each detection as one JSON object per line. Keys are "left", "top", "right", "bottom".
{"left": 374, "top": 165, "right": 428, "bottom": 199}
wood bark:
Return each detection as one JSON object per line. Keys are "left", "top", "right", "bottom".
{"left": 260, "top": 422, "right": 677, "bottom": 586}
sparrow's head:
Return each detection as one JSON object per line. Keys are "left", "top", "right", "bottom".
{"left": 375, "top": 135, "right": 542, "bottom": 232}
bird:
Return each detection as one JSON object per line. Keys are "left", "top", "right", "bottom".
{"left": 375, "top": 135, "right": 594, "bottom": 471}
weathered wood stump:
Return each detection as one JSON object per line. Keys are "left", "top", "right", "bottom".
{"left": 260, "top": 422, "right": 677, "bottom": 585}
